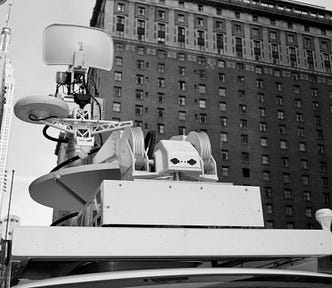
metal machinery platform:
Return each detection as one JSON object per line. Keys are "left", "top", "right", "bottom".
{"left": 4, "top": 24, "right": 332, "bottom": 287}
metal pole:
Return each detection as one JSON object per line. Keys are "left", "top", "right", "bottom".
{"left": 0, "top": 169, "right": 14, "bottom": 288}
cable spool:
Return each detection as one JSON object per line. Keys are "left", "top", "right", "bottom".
{"left": 121, "top": 127, "right": 146, "bottom": 170}
{"left": 186, "top": 131, "right": 215, "bottom": 175}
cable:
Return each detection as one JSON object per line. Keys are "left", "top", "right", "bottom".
{"left": 144, "top": 131, "right": 156, "bottom": 159}
{"left": 43, "top": 125, "right": 69, "bottom": 143}
{"left": 50, "top": 212, "right": 79, "bottom": 226}
{"left": 28, "top": 114, "right": 57, "bottom": 122}
{"left": 50, "top": 147, "right": 101, "bottom": 173}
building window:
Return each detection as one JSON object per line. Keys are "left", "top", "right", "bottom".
{"left": 199, "top": 99, "right": 206, "bottom": 108}
{"left": 301, "top": 159, "right": 308, "bottom": 169}
{"left": 270, "top": 31, "right": 277, "bottom": 40}
{"left": 219, "top": 102, "right": 227, "bottom": 112}
{"left": 299, "top": 142, "right": 306, "bottom": 152}
{"left": 219, "top": 87, "right": 226, "bottom": 96}
{"left": 178, "top": 66, "right": 185, "bottom": 76}
{"left": 114, "top": 71, "right": 122, "bottom": 81}
{"left": 279, "top": 125, "right": 286, "bottom": 135}
{"left": 284, "top": 189, "right": 292, "bottom": 200}
{"left": 257, "top": 93, "right": 264, "bottom": 103}
{"left": 157, "top": 78, "right": 165, "bottom": 88}
{"left": 256, "top": 79, "right": 263, "bottom": 88}
{"left": 316, "top": 130, "right": 323, "bottom": 140}
{"left": 239, "top": 104, "right": 246, "bottom": 114}
{"left": 318, "top": 144, "right": 325, "bottom": 154}
{"left": 178, "top": 95, "right": 186, "bottom": 106}
{"left": 157, "top": 123, "right": 165, "bottom": 134}
{"left": 293, "top": 85, "right": 300, "bottom": 94}
{"left": 112, "top": 102, "right": 121, "bottom": 112}
{"left": 311, "top": 88, "right": 318, "bottom": 97}
{"left": 242, "top": 152, "right": 249, "bottom": 162}
{"left": 296, "top": 113, "right": 303, "bottom": 123}
{"left": 178, "top": 81, "right": 186, "bottom": 91}
{"left": 242, "top": 168, "right": 250, "bottom": 178}
{"left": 259, "top": 122, "right": 267, "bottom": 132}
{"left": 178, "top": 111, "right": 186, "bottom": 121}
{"left": 113, "top": 86, "right": 122, "bottom": 97}
{"left": 158, "top": 63, "right": 165, "bottom": 73}
{"left": 221, "top": 150, "right": 229, "bottom": 160}
{"left": 265, "top": 187, "right": 272, "bottom": 198}
{"left": 276, "top": 96, "right": 283, "bottom": 105}
{"left": 322, "top": 177, "right": 329, "bottom": 188}
{"left": 287, "top": 222, "right": 294, "bottom": 229}
{"left": 285, "top": 206, "right": 294, "bottom": 216}
{"left": 158, "top": 108, "right": 165, "bottom": 118}
{"left": 220, "top": 132, "right": 228, "bottom": 143}
{"left": 137, "top": 46, "right": 144, "bottom": 55}
{"left": 320, "top": 161, "right": 327, "bottom": 172}
{"left": 324, "top": 193, "right": 330, "bottom": 204}
{"left": 157, "top": 92, "right": 165, "bottom": 103}
{"left": 241, "top": 134, "right": 248, "bottom": 144}
{"left": 235, "top": 37, "right": 243, "bottom": 57}
{"left": 199, "top": 113, "right": 207, "bottom": 124}
{"left": 283, "top": 173, "right": 290, "bottom": 184}
{"left": 280, "top": 140, "right": 287, "bottom": 150}
{"left": 259, "top": 108, "right": 266, "bottom": 117}
{"left": 136, "top": 74, "right": 144, "bottom": 84}
{"left": 115, "top": 56, "right": 123, "bottom": 66}
{"left": 297, "top": 127, "right": 304, "bottom": 137}
{"left": 304, "top": 191, "right": 311, "bottom": 201}
{"left": 314, "top": 115, "right": 321, "bottom": 126}
{"left": 305, "top": 207, "right": 313, "bottom": 218}
{"left": 137, "top": 60, "right": 145, "bottom": 69}
{"left": 282, "top": 157, "right": 289, "bottom": 168}
{"left": 237, "top": 76, "right": 245, "bottom": 85}
{"left": 277, "top": 111, "right": 284, "bottom": 120}
{"left": 266, "top": 221, "right": 274, "bottom": 229}
{"left": 136, "top": 89, "right": 143, "bottom": 100}
{"left": 262, "top": 155, "right": 269, "bottom": 165}
{"left": 117, "top": 2, "right": 125, "bottom": 12}
{"left": 240, "top": 119, "right": 247, "bottom": 129}
{"left": 198, "top": 70, "right": 206, "bottom": 79}
{"left": 218, "top": 59, "right": 225, "bottom": 68}
{"left": 178, "top": 126, "right": 186, "bottom": 135}
{"left": 198, "top": 84, "right": 206, "bottom": 94}
{"left": 275, "top": 82, "right": 282, "bottom": 91}
{"left": 137, "top": 6, "right": 146, "bottom": 15}
{"left": 295, "top": 99, "right": 301, "bottom": 108}
{"left": 135, "top": 120, "right": 143, "bottom": 127}
{"left": 197, "top": 30, "right": 205, "bottom": 49}
{"left": 291, "top": 72, "right": 299, "bottom": 80}
{"left": 263, "top": 171, "right": 270, "bottom": 181}
{"left": 302, "top": 175, "right": 310, "bottom": 185}
{"left": 261, "top": 137, "right": 268, "bottom": 147}
{"left": 137, "top": 20, "right": 145, "bottom": 41}
{"left": 218, "top": 73, "right": 225, "bottom": 82}
{"left": 221, "top": 166, "right": 229, "bottom": 177}
{"left": 135, "top": 105, "right": 143, "bottom": 115}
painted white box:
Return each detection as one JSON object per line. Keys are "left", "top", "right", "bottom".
{"left": 100, "top": 180, "right": 264, "bottom": 227}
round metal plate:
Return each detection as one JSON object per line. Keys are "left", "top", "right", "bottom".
{"left": 29, "top": 163, "right": 120, "bottom": 210}
{"left": 14, "top": 95, "right": 70, "bottom": 124}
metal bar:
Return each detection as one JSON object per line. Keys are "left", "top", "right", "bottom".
{"left": 11, "top": 227, "right": 332, "bottom": 260}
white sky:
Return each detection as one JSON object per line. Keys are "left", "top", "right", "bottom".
{"left": 0, "top": 0, "right": 331, "bottom": 226}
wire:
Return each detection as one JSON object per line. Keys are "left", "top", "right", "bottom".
{"left": 50, "top": 212, "right": 79, "bottom": 226}
{"left": 42, "top": 125, "right": 69, "bottom": 143}
{"left": 28, "top": 114, "right": 57, "bottom": 122}
{"left": 50, "top": 147, "right": 101, "bottom": 173}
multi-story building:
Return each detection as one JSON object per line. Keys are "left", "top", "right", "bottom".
{"left": 88, "top": 0, "right": 332, "bottom": 229}
{"left": 0, "top": 23, "right": 14, "bottom": 211}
